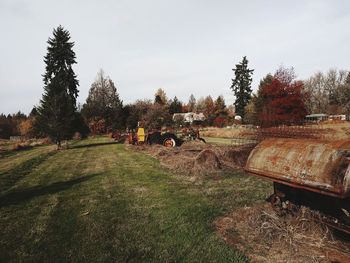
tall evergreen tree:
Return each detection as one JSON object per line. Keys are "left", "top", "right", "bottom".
{"left": 36, "top": 26, "right": 79, "bottom": 148}
{"left": 230, "top": 56, "right": 254, "bottom": 118}
{"left": 255, "top": 73, "right": 273, "bottom": 116}
{"left": 81, "top": 69, "right": 124, "bottom": 130}
{"left": 214, "top": 95, "right": 228, "bottom": 116}
{"left": 169, "top": 96, "right": 182, "bottom": 114}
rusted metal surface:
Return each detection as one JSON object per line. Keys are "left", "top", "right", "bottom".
{"left": 245, "top": 138, "right": 350, "bottom": 198}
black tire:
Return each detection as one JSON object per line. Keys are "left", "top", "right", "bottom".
{"left": 161, "top": 133, "right": 180, "bottom": 147}
{"left": 147, "top": 131, "right": 162, "bottom": 145}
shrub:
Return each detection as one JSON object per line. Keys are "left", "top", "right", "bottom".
{"left": 72, "top": 132, "right": 82, "bottom": 140}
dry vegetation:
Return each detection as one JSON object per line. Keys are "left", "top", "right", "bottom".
{"left": 321, "top": 122, "right": 350, "bottom": 140}
{"left": 0, "top": 138, "right": 52, "bottom": 154}
{"left": 200, "top": 121, "right": 350, "bottom": 141}
{"left": 132, "top": 141, "right": 255, "bottom": 179}
{"left": 215, "top": 203, "right": 350, "bottom": 263}
{"left": 200, "top": 126, "right": 256, "bottom": 139}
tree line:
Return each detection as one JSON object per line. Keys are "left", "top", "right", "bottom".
{"left": 1, "top": 26, "right": 350, "bottom": 146}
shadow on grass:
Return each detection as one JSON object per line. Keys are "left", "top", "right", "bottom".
{"left": 69, "top": 141, "right": 120, "bottom": 150}
{"left": 0, "top": 173, "right": 99, "bottom": 207}
{"left": 0, "top": 146, "right": 34, "bottom": 159}
{"left": 0, "top": 150, "right": 17, "bottom": 159}
{"left": 0, "top": 151, "right": 57, "bottom": 193}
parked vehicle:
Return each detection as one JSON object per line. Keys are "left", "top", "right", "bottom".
{"left": 126, "top": 126, "right": 205, "bottom": 147}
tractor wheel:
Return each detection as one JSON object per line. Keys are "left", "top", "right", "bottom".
{"left": 163, "top": 137, "right": 176, "bottom": 147}
{"left": 147, "top": 131, "right": 162, "bottom": 145}
{"left": 162, "top": 133, "right": 179, "bottom": 147}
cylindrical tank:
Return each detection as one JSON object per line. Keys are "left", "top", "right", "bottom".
{"left": 245, "top": 138, "right": 350, "bottom": 198}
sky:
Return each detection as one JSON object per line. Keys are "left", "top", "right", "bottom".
{"left": 0, "top": 0, "right": 349, "bottom": 115}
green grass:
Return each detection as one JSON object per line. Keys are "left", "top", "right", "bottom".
{"left": 0, "top": 137, "right": 271, "bottom": 262}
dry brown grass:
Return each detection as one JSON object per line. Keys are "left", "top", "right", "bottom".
{"left": 200, "top": 126, "right": 257, "bottom": 138}
{"left": 130, "top": 141, "right": 255, "bottom": 177}
{"left": 215, "top": 203, "right": 350, "bottom": 263}
{"left": 0, "top": 138, "right": 52, "bottom": 153}
{"left": 201, "top": 122, "right": 350, "bottom": 142}
{"left": 321, "top": 122, "right": 350, "bottom": 140}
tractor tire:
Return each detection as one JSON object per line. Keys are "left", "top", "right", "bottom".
{"left": 161, "top": 133, "right": 180, "bottom": 147}
{"left": 147, "top": 131, "right": 162, "bottom": 145}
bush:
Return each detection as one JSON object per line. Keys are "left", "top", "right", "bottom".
{"left": 72, "top": 132, "right": 82, "bottom": 140}
{"left": 213, "top": 116, "right": 228, "bottom": 128}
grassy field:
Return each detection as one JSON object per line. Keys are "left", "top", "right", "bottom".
{"left": 0, "top": 137, "right": 270, "bottom": 262}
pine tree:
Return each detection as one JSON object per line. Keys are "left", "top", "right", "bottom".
{"left": 36, "top": 26, "right": 79, "bottom": 148}
{"left": 214, "top": 95, "right": 227, "bottom": 116}
{"left": 230, "top": 56, "right": 254, "bottom": 119}
{"left": 169, "top": 96, "right": 182, "bottom": 114}
{"left": 254, "top": 73, "right": 273, "bottom": 118}
{"left": 81, "top": 70, "right": 124, "bottom": 130}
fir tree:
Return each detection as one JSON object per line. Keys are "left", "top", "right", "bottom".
{"left": 81, "top": 69, "right": 124, "bottom": 130}
{"left": 230, "top": 56, "right": 254, "bottom": 118}
{"left": 169, "top": 96, "right": 182, "bottom": 114}
{"left": 36, "top": 26, "right": 79, "bottom": 148}
{"left": 214, "top": 95, "right": 227, "bottom": 116}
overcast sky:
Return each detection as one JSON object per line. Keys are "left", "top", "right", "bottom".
{"left": 0, "top": 0, "right": 349, "bottom": 115}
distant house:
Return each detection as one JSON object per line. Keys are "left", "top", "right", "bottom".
{"left": 173, "top": 112, "right": 206, "bottom": 124}
{"left": 305, "top": 113, "right": 328, "bottom": 122}
{"left": 329, "top": 114, "right": 346, "bottom": 121}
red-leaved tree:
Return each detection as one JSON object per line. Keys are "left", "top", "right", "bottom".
{"left": 259, "top": 78, "right": 307, "bottom": 127}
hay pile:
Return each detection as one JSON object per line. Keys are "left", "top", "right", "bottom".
{"left": 214, "top": 203, "right": 350, "bottom": 263}
{"left": 135, "top": 141, "right": 255, "bottom": 176}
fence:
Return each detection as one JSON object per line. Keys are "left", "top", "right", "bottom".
{"left": 229, "top": 122, "right": 327, "bottom": 146}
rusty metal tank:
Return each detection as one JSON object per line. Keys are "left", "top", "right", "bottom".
{"left": 245, "top": 138, "right": 350, "bottom": 233}
{"left": 245, "top": 138, "right": 350, "bottom": 198}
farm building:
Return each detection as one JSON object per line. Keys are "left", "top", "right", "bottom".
{"left": 173, "top": 112, "right": 206, "bottom": 124}
{"left": 329, "top": 114, "right": 347, "bottom": 121}
{"left": 305, "top": 113, "right": 329, "bottom": 122}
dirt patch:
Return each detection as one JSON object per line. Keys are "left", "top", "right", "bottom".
{"left": 131, "top": 141, "right": 256, "bottom": 176}
{"left": 214, "top": 203, "right": 350, "bottom": 263}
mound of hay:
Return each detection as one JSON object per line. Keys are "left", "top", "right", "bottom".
{"left": 214, "top": 144, "right": 256, "bottom": 168}
{"left": 180, "top": 141, "right": 207, "bottom": 151}
{"left": 132, "top": 141, "right": 256, "bottom": 177}
{"left": 195, "top": 149, "right": 221, "bottom": 170}
{"left": 215, "top": 203, "right": 350, "bottom": 263}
